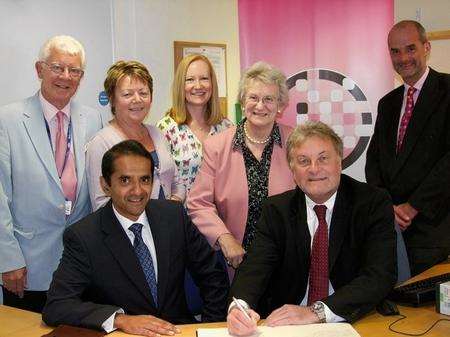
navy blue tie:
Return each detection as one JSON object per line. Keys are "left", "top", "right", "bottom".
{"left": 129, "top": 223, "right": 158, "bottom": 306}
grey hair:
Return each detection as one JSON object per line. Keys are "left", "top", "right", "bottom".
{"left": 286, "top": 121, "right": 343, "bottom": 168}
{"left": 38, "top": 35, "right": 86, "bottom": 69}
{"left": 237, "top": 61, "right": 289, "bottom": 108}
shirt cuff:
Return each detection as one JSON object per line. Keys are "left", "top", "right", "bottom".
{"left": 321, "top": 301, "right": 345, "bottom": 323}
{"left": 101, "top": 308, "right": 125, "bottom": 333}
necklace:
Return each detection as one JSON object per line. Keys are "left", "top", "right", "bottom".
{"left": 189, "top": 121, "right": 209, "bottom": 133}
{"left": 243, "top": 122, "right": 271, "bottom": 144}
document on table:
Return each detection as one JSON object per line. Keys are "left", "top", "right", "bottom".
{"left": 197, "top": 323, "right": 360, "bottom": 337}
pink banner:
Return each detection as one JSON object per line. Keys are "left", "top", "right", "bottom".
{"left": 239, "top": 0, "right": 394, "bottom": 175}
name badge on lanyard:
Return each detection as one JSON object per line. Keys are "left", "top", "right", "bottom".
{"left": 45, "top": 116, "right": 74, "bottom": 216}
{"left": 65, "top": 200, "right": 72, "bottom": 216}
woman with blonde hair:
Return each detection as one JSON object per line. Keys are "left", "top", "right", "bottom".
{"left": 157, "top": 54, "right": 232, "bottom": 194}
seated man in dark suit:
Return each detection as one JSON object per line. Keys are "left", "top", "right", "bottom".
{"left": 227, "top": 121, "right": 397, "bottom": 336}
{"left": 42, "top": 140, "right": 229, "bottom": 336}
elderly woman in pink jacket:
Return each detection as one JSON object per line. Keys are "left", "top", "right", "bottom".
{"left": 187, "top": 62, "right": 296, "bottom": 279}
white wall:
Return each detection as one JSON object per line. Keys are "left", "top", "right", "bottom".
{"left": 0, "top": 0, "right": 114, "bottom": 121}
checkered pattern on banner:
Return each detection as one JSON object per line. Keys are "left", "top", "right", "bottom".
{"left": 287, "top": 69, "right": 373, "bottom": 169}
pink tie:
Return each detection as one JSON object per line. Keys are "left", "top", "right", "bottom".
{"left": 397, "top": 87, "right": 416, "bottom": 152}
{"left": 55, "top": 111, "right": 77, "bottom": 203}
{"left": 307, "top": 205, "right": 329, "bottom": 305}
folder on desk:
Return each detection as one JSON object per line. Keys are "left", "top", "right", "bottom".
{"left": 41, "top": 325, "right": 105, "bottom": 337}
{"left": 197, "top": 323, "right": 360, "bottom": 337}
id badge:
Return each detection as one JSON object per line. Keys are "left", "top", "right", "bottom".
{"left": 65, "top": 200, "right": 72, "bottom": 216}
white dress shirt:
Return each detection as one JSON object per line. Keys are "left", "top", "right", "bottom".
{"left": 39, "top": 90, "right": 73, "bottom": 156}
{"left": 101, "top": 206, "right": 158, "bottom": 332}
{"left": 300, "top": 193, "right": 344, "bottom": 323}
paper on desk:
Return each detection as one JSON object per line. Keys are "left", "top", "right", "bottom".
{"left": 197, "top": 323, "right": 360, "bottom": 337}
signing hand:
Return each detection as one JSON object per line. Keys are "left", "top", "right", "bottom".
{"left": 2, "top": 267, "right": 27, "bottom": 298}
{"left": 394, "top": 203, "right": 418, "bottom": 231}
{"left": 114, "top": 314, "right": 180, "bottom": 337}
{"left": 227, "top": 307, "right": 260, "bottom": 336}
{"left": 217, "top": 233, "right": 245, "bottom": 269}
{"left": 265, "top": 305, "right": 319, "bottom": 327}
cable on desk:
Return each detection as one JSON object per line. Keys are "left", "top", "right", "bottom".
{"left": 388, "top": 314, "right": 450, "bottom": 336}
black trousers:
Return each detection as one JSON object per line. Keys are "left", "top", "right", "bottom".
{"left": 2, "top": 286, "right": 47, "bottom": 313}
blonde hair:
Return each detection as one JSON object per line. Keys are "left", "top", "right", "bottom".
{"left": 286, "top": 121, "right": 343, "bottom": 168}
{"left": 38, "top": 35, "right": 86, "bottom": 69}
{"left": 238, "top": 61, "right": 289, "bottom": 108}
{"left": 167, "top": 54, "right": 222, "bottom": 125}
{"left": 104, "top": 60, "right": 153, "bottom": 115}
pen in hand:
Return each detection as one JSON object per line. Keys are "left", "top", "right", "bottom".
{"left": 232, "top": 297, "right": 252, "bottom": 321}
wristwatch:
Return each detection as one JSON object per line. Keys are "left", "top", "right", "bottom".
{"left": 310, "top": 301, "right": 326, "bottom": 323}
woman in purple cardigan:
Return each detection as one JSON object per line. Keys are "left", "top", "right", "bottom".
{"left": 86, "top": 61, "right": 184, "bottom": 210}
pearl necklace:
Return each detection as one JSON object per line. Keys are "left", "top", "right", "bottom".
{"left": 243, "top": 122, "right": 271, "bottom": 144}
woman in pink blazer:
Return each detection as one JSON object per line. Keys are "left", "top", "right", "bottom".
{"left": 187, "top": 62, "right": 296, "bottom": 279}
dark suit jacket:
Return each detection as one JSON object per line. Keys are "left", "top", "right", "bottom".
{"left": 365, "top": 68, "right": 450, "bottom": 249}
{"left": 42, "top": 200, "right": 229, "bottom": 330}
{"left": 230, "top": 175, "right": 397, "bottom": 322}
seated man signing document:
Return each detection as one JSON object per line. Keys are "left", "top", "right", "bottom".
{"left": 43, "top": 140, "right": 228, "bottom": 336}
{"left": 228, "top": 121, "right": 396, "bottom": 336}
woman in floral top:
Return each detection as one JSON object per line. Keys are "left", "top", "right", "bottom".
{"left": 157, "top": 54, "right": 232, "bottom": 194}
{"left": 157, "top": 54, "right": 231, "bottom": 314}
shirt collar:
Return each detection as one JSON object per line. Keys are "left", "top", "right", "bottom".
{"left": 232, "top": 118, "right": 282, "bottom": 151}
{"left": 112, "top": 204, "right": 149, "bottom": 232}
{"left": 304, "top": 190, "right": 337, "bottom": 213}
{"left": 39, "top": 90, "right": 71, "bottom": 122}
{"left": 404, "top": 66, "right": 429, "bottom": 92}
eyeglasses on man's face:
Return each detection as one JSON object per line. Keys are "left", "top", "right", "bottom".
{"left": 41, "top": 61, "right": 84, "bottom": 79}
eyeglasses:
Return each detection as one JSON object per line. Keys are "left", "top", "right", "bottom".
{"left": 246, "top": 94, "right": 278, "bottom": 106}
{"left": 296, "top": 154, "right": 332, "bottom": 168}
{"left": 41, "top": 61, "right": 84, "bottom": 78}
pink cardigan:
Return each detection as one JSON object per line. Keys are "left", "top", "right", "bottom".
{"left": 187, "top": 124, "right": 296, "bottom": 249}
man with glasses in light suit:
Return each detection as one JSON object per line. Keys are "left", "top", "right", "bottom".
{"left": 0, "top": 35, "right": 103, "bottom": 312}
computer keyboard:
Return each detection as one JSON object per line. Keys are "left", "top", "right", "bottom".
{"left": 389, "top": 273, "right": 450, "bottom": 306}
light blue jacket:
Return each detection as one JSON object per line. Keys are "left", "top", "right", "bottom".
{"left": 0, "top": 93, "right": 103, "bottom": 290}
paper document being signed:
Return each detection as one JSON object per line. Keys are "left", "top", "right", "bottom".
{"left": 197, "top": 323, "right": 360, "bottom": 337}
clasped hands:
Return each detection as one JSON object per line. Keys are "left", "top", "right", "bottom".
{"left": 217, "top": 233, "right": 245, "bottom": 269}
{"left": 227, "top": 304, "right": 319, "bottom": 336}
{"left": 394, "top": 202, "right": 418, "bottom": 231}
{"left": 114, "top": 313, "right": 181, "bottom": 337}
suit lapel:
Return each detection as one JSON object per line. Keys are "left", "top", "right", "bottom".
{"left": 292, "top": 189, "right": 311, "bottom": 268}
{"left": 386, "top": 88, "right": 404, "bottom": 163}
{"left": 392, "top": 69, "right": 440, "bottom": 178}
{"left": 70, "top": 101, "right": 87, "bottom": 201}
{"left": 146, "top": 202, "right": 170, "bottom": 309}
{"left": 101, "top": 202, "right": 155, "bottom": 307}
{"left": 329, "top": 180, "right": 351, "bottom": 272}
{"left": 22, "top": 94, "right": 61, "bottom": 189}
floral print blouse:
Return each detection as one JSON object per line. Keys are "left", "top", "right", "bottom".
{"left": 157, "top": 115, "right": 233, "bottom": 193}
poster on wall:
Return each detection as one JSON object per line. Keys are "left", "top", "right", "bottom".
{"left": 238, "top": 0, "right": 394, "bottom": 180}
